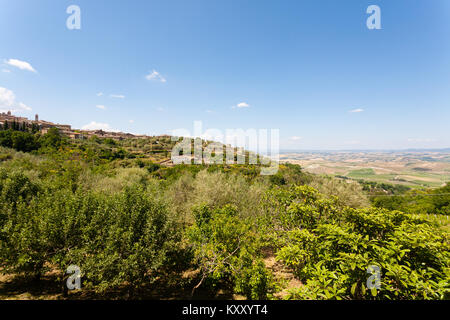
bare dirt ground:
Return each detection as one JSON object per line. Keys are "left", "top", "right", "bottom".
{"left": 1, "top": 251, "right": 300, "bottom": 300}
{"left": 0, "top": 269, "right": 235, "bottom": 300}
{"left": 262, "top": 248, "right": 302, "bottom": 299}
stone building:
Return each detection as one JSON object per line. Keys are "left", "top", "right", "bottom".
{"left": 1, "top": 111, "right": 148, "bottom": 141}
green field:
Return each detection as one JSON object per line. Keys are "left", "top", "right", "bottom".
{"left": 347, "top": 168, "right": 376, "bottom": 178}
{"left": 281, "top": 151, "right": 450, "bottom": 189}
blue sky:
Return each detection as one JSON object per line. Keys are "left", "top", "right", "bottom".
{"left": 0, "top": 0, "right": 449, "bottom": 150}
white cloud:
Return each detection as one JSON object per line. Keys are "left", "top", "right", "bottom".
{"left": 232, "top": 102, "right": 250, "bottom": 109}
{"left": 349, "top": 108, "right": 364, "bottom": 113}
{"left": 96, "top": 105, "right": 106, "bottom": 110}
{"left": 96, "top": 92, "right": 103, "bottom": 97}
{"left": 2, "top": 69, "right": 10, "bottom": 73}
{"left": 156, "top": 107, "right": 166, "bottom": 112}
{"left": 0, "top": 87, "right": 32, "bottom": 112}
{"left": 81, "top": 121, "right": 118, "bottom": 132}
{"left": 129, "top": 120, "right": 134, "bottom": 124}
{"left": 110, "top": 94, "right": 125, "bottom": 99}
{"left": 4, "top": 59, "right": 37, "bottom": 73}
{"left": 289, "top": 136, "right": 302, "bottom": 141}
{"left": 205, "top": 109, "right": 213, "bottom": 113}
{"left": 237, "top": 102, "right": 250, "bottom": 108}
{"left": 145, "top": 70, "right": 166, "bottom": 83}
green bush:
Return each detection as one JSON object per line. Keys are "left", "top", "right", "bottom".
{"left": 0, "top": 141, "right": 448, "bottom": 300}
{"left": 78, "top": 186, "right": 179, "bottom": 293}
{"left": 372, "top": 183, "right": 450, "bottom": 216}
{"left": 0, "top": 176, "right": 180, "bottom": 294}
{"left": 0, "top": 129, "right": 40, "bottom": 152}
{"left": 268, "top": 186, "right": 450, "bottom": 300}
{"left": 187, "top": 204, "right": 272, "bottom": 299}
{"left": 38, "top": 127, "right": 63, "bottom": 149}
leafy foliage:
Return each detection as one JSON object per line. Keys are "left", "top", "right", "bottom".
{"left": 0, "top": 169, "right": 179, "bottom": 294}
{"left": 372, "top": 183, "right": 450, "bottom": 215}
{"left": 266, "top": 186, "right": 450, "bottom": 300}
{"left": 0, "top": 138, "right": 448, "bottom": 300}
{"left": 187, "top": 205, "right": 272, "bottom": 299}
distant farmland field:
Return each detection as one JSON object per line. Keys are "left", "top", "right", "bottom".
{"left": 280, "top": 150, "right": 450, "bottom": 188}
{"left": 347, "top": 168, "right": 376, "bottom": 178}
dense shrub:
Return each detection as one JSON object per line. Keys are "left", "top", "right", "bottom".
{"left": 77, "top": 186, "right": 179, "bottom": 293}
{"left": 309, "top": 175, "right": 370, "bottom": 208}
{"left": 167, "top": 170, "right": 267, "bottom": 224}
{"left": 0, "top": 171, "right": 42, "bottom": 277}
{"left": 0, "top": 143, "right": 448, "bottom": 300}
{"left": 0, "top": 129, "right": 40, "bottom": 152}
{"left": 187, "top": 204, "right": 272, "bottom": 299}
{"left": 38, "top": 127, "right": 63, "bottom": 149}
{"left": 372, "top": 183, "right": 450, "bottom": 215}
{"left": 267, "top": 186, "right": 450, "bottom": 300}
{"left": 0, "top": 173, "right": 180, "bottom": 293}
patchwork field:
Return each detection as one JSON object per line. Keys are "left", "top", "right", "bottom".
{"left": 280, "top": 150, "right": 450, "bottom": 188}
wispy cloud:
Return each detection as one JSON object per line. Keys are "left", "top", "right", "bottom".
{"left": 4, "top": 59, "right": 37, "bottom": 73}
{"left": 81, "top": 121, "right": 118, "bottom": 132}
{"left": 344, "top": 140, "right": 361, "bottom": 145}
{"left": 0, "top": 87, "right": 32, "bottom": 112}
{"left": 110, "top": 94, "right": 125, "bottom": 99}
{"left": 145, "top": 70, "right": 166, "bottom": 83}
{"left": 95, "top": 105, "right": 106, "bottom": 110}
{"left": 289, "top": 136, "right": 302, "bottom": 141}
{"left": 96, "top": 92, "right": 104, "bottom": 97}
{"left": 237, "top": 102, "right": 250, "bottom": 108}
{"left": 2, "top": 69, "right": 11, "bottom": 73}
{"left": 156, "top": 107, "right": 166, "bottom": 112}
{"left": 349, "top": 108, "right": 364, "bottom": 113}
{"left": 232, "top": 102, "right": 250, "bottom": 109}
{"left": 407, "top": 138, "right": 436, "bottom": 143}
{"left": 129, "top": 120, "right": 134, "bottom": 124}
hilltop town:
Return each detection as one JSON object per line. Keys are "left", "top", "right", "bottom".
{"left": 0, "top": 111, "right": 259, "bottom": 167}
{"left": 0, "top": 111, "right": 148, "bottom": 141}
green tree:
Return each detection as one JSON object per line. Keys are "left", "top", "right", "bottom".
{"left": 39, "top": 127, "right": 62, "bottom": 149}
{"left": 267, "top": 186, "right": 450, "bottom": 300}
{"left": 187, "top": 204, "right": 272, "bottom": 299}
